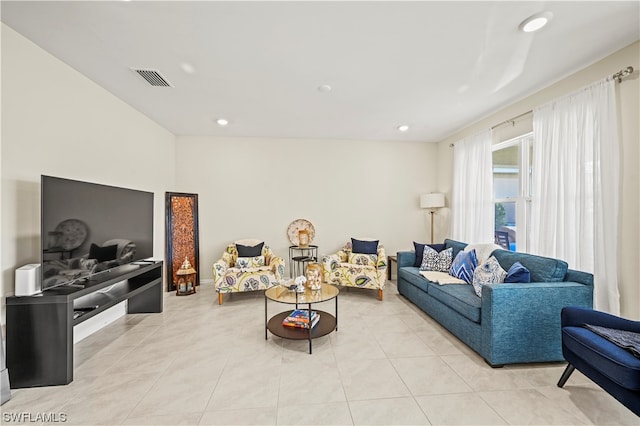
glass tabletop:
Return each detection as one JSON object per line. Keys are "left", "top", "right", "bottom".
{"left": 265, "top": 283, "right": 339, "bottom": 304}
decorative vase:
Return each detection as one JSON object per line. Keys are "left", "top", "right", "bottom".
{"left": 298, "top": 229, "right": 310, "bottom": 247}
{"left": 305, "top": 262, "right": 322, "bottom": 291}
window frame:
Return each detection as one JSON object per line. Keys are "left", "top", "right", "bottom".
{"left": 492, "top": 131, "right": 533, "bottom": 252}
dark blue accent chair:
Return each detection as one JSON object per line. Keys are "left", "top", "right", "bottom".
{"left": 558, "top": 306, "right": 640, "bottom": 416}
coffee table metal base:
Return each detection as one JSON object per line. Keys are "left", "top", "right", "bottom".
{"left": 264, "top": 284, "right": 339, "bottom": 354}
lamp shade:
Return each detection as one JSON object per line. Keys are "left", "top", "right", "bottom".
{"left": 420, "top": 193, "right": 445, "bottom": 209}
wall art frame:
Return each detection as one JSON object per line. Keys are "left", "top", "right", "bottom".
{"left": 165, "top": 192, "right": 200, "bottom": 292}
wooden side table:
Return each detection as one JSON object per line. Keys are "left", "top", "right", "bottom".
{"left": 387, "top": 255, "right": 397, "bottom": 280}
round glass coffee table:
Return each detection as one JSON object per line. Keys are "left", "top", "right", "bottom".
{"left": 264, "top": 283, "right": 339, "bottom": 354}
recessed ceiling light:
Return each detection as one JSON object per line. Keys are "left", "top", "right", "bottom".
{"left": 519, "top": 12, "right": 553, "bottom": 33}
{"left": 216, "top": 118, "right": 229, "bottom": 126}
{"left": 317, "top": 84, "right": 332, "bottom": 92}
{"left": 397, "top": 125, "right": 409, "bottom": 132}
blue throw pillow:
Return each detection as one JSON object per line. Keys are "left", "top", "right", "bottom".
{"left": 449, "top": 249, "right": 478, "bottom": 284}
{"left": 505, "top": 261, "right": 531, "bottom": 283}
{"left": 413, "top": 242, "right": 425, "bottom": 267}
{"left": 352, "top": 238, "right": 379, "bottom": 254}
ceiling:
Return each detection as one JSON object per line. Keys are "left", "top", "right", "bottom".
{"left": 2, "top": 1, "right": 639, "bottom": 142}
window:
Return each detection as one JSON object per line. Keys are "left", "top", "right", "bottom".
{"left": 492, "top": 132, "right": 533, "bottom": 252}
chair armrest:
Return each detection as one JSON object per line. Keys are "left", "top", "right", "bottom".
{"left": 269, "top": 255, "right": 286, "bottom": 280}
{"left": 480, "top": 281, "right": 593, "bottom": 365}
{"left": 322, "top": 254, "right": 341, "bottom": 281}
{"left": 561, "top": 306, "right": 640, "bottom": 333}
{"left": 376, "top": 246, "right": 387, "bottom": 286}
{"left": 212, "top": 259, "right": 230, "bottom": 286}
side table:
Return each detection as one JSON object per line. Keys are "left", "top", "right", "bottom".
{"left": 387, "top": 255, "right": 398, "bottom": 280}
{"left": 289, "top": 245, "right": 318, "bottom": 277}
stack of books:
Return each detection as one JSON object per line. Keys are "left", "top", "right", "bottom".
{"left": 282, "top": 309, "right": 320, "bottom": 329}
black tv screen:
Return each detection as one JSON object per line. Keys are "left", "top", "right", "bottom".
{"left": 41, "top": 175, "right": 154, "bottom": 290}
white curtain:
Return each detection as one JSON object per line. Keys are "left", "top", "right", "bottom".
{"left": 531, "top": 78, "right": 620, "bottom": 314}
{"left": 451, "top": 129, "right": 494, "bottom": 244}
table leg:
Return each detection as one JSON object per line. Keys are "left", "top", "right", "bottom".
{"left": 308, "top": 303, "right": 312, "bottom": 354}
{"left": 264, "top": 295, "right": 268, "bottom": 340}
{"left": 335, "top": 296, "right": 339, "bottom": 332}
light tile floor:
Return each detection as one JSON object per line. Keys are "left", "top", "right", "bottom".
{"left": 3, "top": 281, "right": 638, "bottom": 425}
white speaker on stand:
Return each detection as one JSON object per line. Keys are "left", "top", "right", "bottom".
{"left": 15, "top": 264, "right": 42, "bottom": 296}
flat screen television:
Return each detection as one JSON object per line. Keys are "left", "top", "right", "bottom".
{"left": 41, "top": 175, "right": 154, "bottom": 291}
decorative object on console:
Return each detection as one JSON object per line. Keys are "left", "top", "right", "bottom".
{"left": 165, "top": 192, "right": 200, "bottom": 293}
{"left": 420, "top": 193, "right": 445, "bottom": 244}
{"left": 287, "top": 219, "right": 315, "bottom": 246}
{"left": 176, "top": 257, "right": 197, "bottom": 296}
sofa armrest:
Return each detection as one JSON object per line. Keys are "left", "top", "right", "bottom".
{"left": 561, "top": 306, "right": 640, "bottom": 333}
{"left": 397, "top": 251, "right": 416, "bottom": 268}
{"left": 480, "top": 281, "right": 593, "bottom": 365}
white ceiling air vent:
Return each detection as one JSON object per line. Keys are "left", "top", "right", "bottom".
{"left": 131, "top": 68, "right": 173, "bottom": 87}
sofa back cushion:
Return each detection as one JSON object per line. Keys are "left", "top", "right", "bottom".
{"left": 491, "top": 249, "right": 568, "bottom": 282}
{"left": 444, "top": 239, "right": 468, "bottom": 260}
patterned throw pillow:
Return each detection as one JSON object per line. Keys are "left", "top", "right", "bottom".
{"left": 471, "top": 256, "right": 507, "bottom": 297}
{"left": 348, "top": 252, "right": 378, "bottom": 267}
{"left": 236, "top": 256, "right": 265, "bottom": 269}
{"left": 420, "top": 246, "right": 453, "bottom": 272}
{"left": 449, "top": 249, "right": 478, "bottom": 284}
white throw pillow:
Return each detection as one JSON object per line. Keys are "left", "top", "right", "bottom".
{"left": 471, "top": 255, "right": 507, "bottom": 297}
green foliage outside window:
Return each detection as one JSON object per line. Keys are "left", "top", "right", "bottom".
{"left": 495, "top": 203, "right": 506, "bottom": 229}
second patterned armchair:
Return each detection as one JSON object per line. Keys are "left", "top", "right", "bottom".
{"left": 212, "top": 239, "right": 285, "bottom": 304}
{"left": 322, "top": 238, "right": 387, "bottom": 300}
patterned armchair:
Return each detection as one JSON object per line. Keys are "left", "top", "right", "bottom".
{"left": 322, "top": 239, "right": 387, "bottom": 300}
{"left": 212, "top": 239, "right": 285, "bottom": 304}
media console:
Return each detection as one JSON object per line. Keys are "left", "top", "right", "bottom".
{"left": 6, "top": 261, "right": 163, "bottom": 388}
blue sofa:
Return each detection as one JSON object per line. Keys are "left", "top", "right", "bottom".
{"left": 396, "top": 239, "right": 594, "bottom": 366}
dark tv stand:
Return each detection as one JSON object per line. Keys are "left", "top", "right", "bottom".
{"left": 6, "top": 261, "right": 163, "bottom": 388}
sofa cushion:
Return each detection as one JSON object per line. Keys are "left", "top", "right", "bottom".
{"left": 444, "top": 239, "right": 468, "bottom": 261}
{"left": 420, "top": 246, "right": 453, "bottom": 272}
{"left": 464, "top": 243, "right": 501, "bottom": 265}
{"left": 428, "top": 283, "right": 482, "bottom": 323}
{"left": 398, "top": 267, "right": 431, "bottom": 293}
{"left": 352, "top": 238, "right": 379, "bottom": 254}
{"left": 237, "top": 242, "right": 264, "bottom": 257}
{"left": 472, "top": 256, "right": 507, "bottom": 297}
{"left": 505, "top": 261, "right": 531, "bottom": 283}
{"left": 563, "top": 326, "right": 640, "bottom": 390}
{"left": 491, "top": 250, "right": 568, "bottom": 282}
{"left": 449, "top": 249, "right": 478, "bottom": 284}
{"left": 236, "top": 256, "right": 265, "bottom": 269}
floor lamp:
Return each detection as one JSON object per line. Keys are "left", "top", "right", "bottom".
{"left": 420, "top": 193, "right": 445, "bottom": 244}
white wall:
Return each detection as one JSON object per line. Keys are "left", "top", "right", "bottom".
{"left": 1, "top": 24, "right": 176, "bottom": 326}
{"left": 436, "top": 41, "right": 640, "bottom": 319}
{"left": 175, "top": 136, "right": 438, "bottom": 279}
